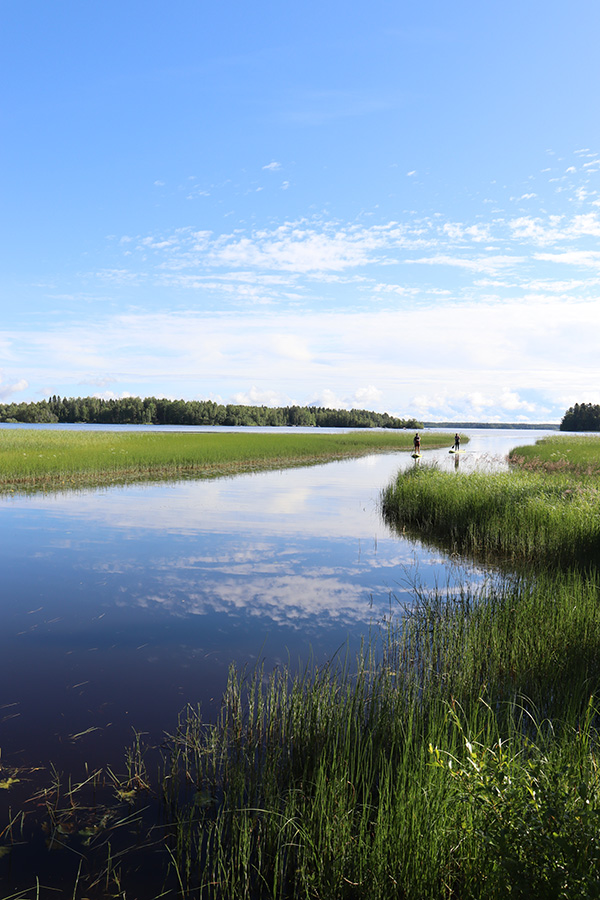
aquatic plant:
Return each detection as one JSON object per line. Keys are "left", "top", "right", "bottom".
{"left": 0, "top": 429, "right": 454, "bottom": 493}
{"left": 510, "top": 433, "right": 600, "bottom": 475}
{"left": 157, "top": 564, "right": 600, "bottom": 898}
{"left": 381, "top": 463, "right": 600, "bottom": 569}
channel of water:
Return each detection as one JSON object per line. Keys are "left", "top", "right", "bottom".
{"left": 0, "top": 426, "right": 554, "bottom": 889}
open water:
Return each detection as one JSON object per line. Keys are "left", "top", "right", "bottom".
{"left": 0, "top": 426, "right": 555, "bottom": 891}
{"left": 0, "top": 428, "right": 555, "bottom": 770}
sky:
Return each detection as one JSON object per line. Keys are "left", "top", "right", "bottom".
{"left": 2, "top": 1, "right": 600, "bottom": 423}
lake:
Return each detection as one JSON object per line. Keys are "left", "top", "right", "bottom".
{"left": 0, "top": 426, "right": 554, "bottom": 890}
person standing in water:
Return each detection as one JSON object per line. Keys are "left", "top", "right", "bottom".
{"left": 453, "top": 433, "right": 461, "bottom": 452}
{"left": 413, "top": 432, "right": 421, "bottom": 454}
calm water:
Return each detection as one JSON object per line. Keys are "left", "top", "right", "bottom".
{"left": 0, "top": 427, "right": 553, "bottom": 777}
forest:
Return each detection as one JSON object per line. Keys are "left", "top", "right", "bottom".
{"left": 0, "top": 395, "right": 420, "bottom": 429}
{"left": 560, "top": 402, "right": 600, "bottom": 431}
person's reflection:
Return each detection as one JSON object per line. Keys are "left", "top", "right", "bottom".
{"left": 454, "top": 452, "right": 460, "bottom": 470}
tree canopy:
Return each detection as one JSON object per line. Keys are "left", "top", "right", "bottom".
{"left": 0, "top": 395, "right": 421, "bottom": 430}
{"left": 560, "top": 403, "right": 600, "bottom": 432}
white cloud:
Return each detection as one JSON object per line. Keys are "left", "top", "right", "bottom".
{"left": 535, "top": 250, "right": 600, "bottom": 267}
{"left": 352, "top": 385, "right": 384, "bottom": 408}
{"left": 230, "top": 386, "right": 285, "bottom": 407}
{"left": 406, "top": 254, "right": 521, "bottom": 274}
{"left": 262, "top": 161, "right": 282, "bottom": 171}
{"left": 5, "top": 288, "right": 600, "bottom": 422}
{"left": 93, "top": 390, "right": 135, "bottom": 401}
{"left": 0, "top": 377, "right": 28, "bottom": 401}
{"left": 441, "top": 222, "right": 491, "bottom": 242}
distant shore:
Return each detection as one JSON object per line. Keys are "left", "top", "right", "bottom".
{"left": 424, "top": 422, "right": 560, "bottom": 430}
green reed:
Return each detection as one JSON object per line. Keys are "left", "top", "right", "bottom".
{"left": 156, "top": 562, "right": 600, "bottom": 899}
{"left": 510, "top": 433, "right": 600, "bottom": 474}
{"left": 0, "top": 429, "right": 452, "bottom": 492}
{"left": 381, "top": 464, "right": 600, "bottom": 569}
{"left": 10, "top": 430, "right": 600, "bottom": 897}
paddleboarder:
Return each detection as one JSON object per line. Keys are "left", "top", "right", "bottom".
{"left": 453, "top": 433, "right": 460, "bottom": 452}
{"left": 413, "top": 432, "right": 421, "bottom": 455}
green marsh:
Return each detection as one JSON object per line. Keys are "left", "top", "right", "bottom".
{"left": 509, "top": 432, "right": 600, "bottom": 475}
{"left": 0, "top": 428, "right": 453, "bottom": 492}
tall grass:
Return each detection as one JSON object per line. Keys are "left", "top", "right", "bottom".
{"left": 158, "top": 566, "right": 600, "bottom": 898}
{"left": 510, "top": 433, "right": 600, "bottom": 475}
{"left": 0, "top": 429, "right": 452, "bottom": 492}
{"left": 381, "top": 464, "right": 600, "bottom": 569}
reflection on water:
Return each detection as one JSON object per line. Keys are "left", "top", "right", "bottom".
{"left": 0, "top": 428, "right": 554, "bottom": 771}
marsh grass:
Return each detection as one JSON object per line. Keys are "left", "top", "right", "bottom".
{"left": 0, "top": 429, "right": 452, "bottom": 493}
{"left": 509, "top": 433, "right": 600, "bottom": 475}
{"left": 156, "top": 567, "right": 600, "bottom": 898}
{"left": 381, "top": 464, "right": 600, "bottom": 569}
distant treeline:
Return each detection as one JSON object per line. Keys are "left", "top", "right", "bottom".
{"left": 0, "top": 396, "right": 421, "bottom": 429}
{"left": 560, "top": 403, "right": 600, "bottom": 432}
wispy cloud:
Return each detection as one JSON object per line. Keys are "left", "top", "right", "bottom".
{"left": 6, "top": 150, "right": 600, "bottom": 422}
{"left": 3, "top": 286, "right": 600, "bottom": 421}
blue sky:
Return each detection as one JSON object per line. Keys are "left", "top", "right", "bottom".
{"left": 2, "top": 1, "right": 600, "bottom": 423}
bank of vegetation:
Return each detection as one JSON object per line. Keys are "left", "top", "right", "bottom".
{"left": 6, "top": 434, "right": 600, "bottom": 899}
{"left": 0, "top": 395, "right": 420, "bottom": 429}
{"left": 509, "top": 433, "right": 600, "bottom": 475}
{"left": 0, "top": 428, "right": 449, "bottom": 492}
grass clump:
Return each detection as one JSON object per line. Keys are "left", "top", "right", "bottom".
{"left": 509, "top": 433, "right": 600, "bottom": 475}
{"left": 381, "top": 464, "right": 600, "bottom": 569}
{"left": 0, "top": 429, "right": 454, "bottom": 493}
{"left": 158, "top": 567, "right": 600, "bottom": 899}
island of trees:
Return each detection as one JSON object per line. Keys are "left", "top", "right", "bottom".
{"left": 0, "top": 395, "right": 421, "bottom": 429}
{"left": 560, "top": 403, "right": 600, "bottom": 431}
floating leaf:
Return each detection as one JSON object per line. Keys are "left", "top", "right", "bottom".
{"left": 0, "top": 846, "right": 11, "bottom": 858}
{"left": 116, "top": 788, "right": 138, "bottom": 802}
{"left": 0, "top": 777, "right": 19, "bottom": 790}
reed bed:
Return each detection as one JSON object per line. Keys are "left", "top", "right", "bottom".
{"left": 0, "top": 429, "right": 451, "bottom": 492}
{"left": 158, "top": 568, "right": 600, "bottom": 899}
{"left": 381, "top": 464, "right": 600, "bottom": 569}
{"left": 509, "top": 433, "right": 600, "bottom": 475}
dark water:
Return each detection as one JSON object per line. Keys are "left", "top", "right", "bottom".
{"left": 0, "top": 428, "right": 552, "bottom": 770}
{"left": 0, "top": 427, "right": 554, "bottom": 891}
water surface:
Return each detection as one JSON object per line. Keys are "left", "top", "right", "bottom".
{"left": 0, "top": 427, "right": 552, "bottom": 774}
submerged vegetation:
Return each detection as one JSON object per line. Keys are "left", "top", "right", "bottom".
{"left": 0, "top": 428, "right": 452, "bottom": 493}
{"left": 4, "top": 433, "right": 600, "bottom": 897}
